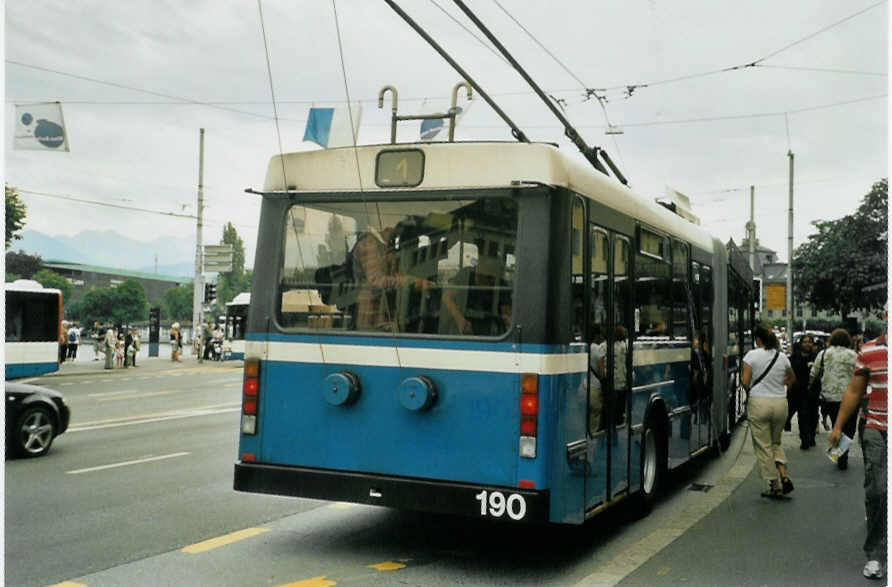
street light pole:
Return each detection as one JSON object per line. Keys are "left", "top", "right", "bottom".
{"left": 192, "top": 128, "right": 206, "bottom": 352}
{"left": 786, "top": 150, "right": 794, "bottom": 349}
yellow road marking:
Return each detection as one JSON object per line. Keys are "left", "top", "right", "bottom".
{"left": 181, "top": 527, "right": 268, "bottom": 553}
{"left": 47, "top": 582, "right": 86, "bottom": 587}
{"left": 369, "top": 561, "right": 406, "bottom": 571}
{"left": 328, "top": 502, "right": 355, "bottom": 509}
{"left": 276, "top": 577, "right": 336, "bottom": 587}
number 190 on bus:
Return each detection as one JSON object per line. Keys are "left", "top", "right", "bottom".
{"left": 475, "top": 490, "right": 527, "bottom": 520}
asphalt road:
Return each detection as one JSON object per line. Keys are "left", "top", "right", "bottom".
{"left": 5, "top": 363, "right": 317, "bottom": 587}
{"left": 7, "top": 361, "right": 756, "bottom": 587}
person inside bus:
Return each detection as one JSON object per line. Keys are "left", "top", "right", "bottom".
{"left": 612, "top": 325, "right": 629, "bottom": 426}
{"left": 442, "top": 242, "right": 512, "bottom": 336}
{"left": 588, "top": 325, "right": 606, "bottom": 435}
{"left": 353, "top": 224, "right": 428, "bottom": 331}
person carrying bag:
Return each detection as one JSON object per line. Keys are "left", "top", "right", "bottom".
{"left": 743, "top": 325, "right": 796, "bottom": 499}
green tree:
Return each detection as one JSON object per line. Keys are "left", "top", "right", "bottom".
{"left": 210, "top": 222, "right": 251, "bottom": 316}
{"left": 32, "top": 269, "right": 74, "bottom": 305}
{"left": 113, "top": 279, "right": 149, "bottom": 324}
{"left": 162, "top": 283, "right": 194, "bottom": 322}
{"left": 792, "top": 179, "right": 888, "bottom": 317}
{"left": 6, "top": 250, "right": 42, "bottom": 279}
{"left": 66, "top": 279, "right": 149, "bottom": 325}
{"left": 69, "top": 287, "right": 118, "bottom": 326}
{"left": 5, "top": 184, "right": 26, "bottom": 249}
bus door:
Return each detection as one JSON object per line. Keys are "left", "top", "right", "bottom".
{"left": 584, "top": 227, "right": 633, "bottom": 511}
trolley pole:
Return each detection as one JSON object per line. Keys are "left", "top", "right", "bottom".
{"left": 192, "top": 128, "right": 206, "bottom": 355}
{"left": 786, "top": 150, "right": 794, "bottom": 349}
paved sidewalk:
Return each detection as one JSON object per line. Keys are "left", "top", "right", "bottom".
{"left": 618, "top": 416, "right": 873, "bottom": 586}
{"left": 44, "top": 346, "right": 243, "bottom": 379}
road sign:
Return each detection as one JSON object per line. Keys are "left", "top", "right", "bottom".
{"left": 204, "top": 244, "right": 233, "bottom": 273}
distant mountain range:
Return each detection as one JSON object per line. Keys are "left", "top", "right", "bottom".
{"left": 12, "top": 229, "right": 195, "bottom": 277}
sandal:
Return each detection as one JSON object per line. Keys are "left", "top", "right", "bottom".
{"left": 781, "top": 476, "right": 794, "bottom": 494}
{"left": 761, "top": 482, "right": 786, "bottom": 500}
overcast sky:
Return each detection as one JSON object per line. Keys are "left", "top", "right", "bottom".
{"left": 4, "top": 0, "right": 888, "bottom": 267}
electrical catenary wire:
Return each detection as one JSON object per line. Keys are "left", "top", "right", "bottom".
{"left": 490, "top": 0, "right": 627, "bottom": 175}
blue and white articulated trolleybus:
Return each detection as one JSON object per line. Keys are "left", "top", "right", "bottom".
{"left": 225, "top": 292, "right": 251, "bottom": 360}
{"left": 5, "top": 279, "right": 63, "bottom": 379}
{"left": 233, "top": 141, "right": 755, "bottom": 524}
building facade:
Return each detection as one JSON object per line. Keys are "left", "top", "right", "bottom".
{"left": 42, "top": 260, "right": 190, "bottom": 306}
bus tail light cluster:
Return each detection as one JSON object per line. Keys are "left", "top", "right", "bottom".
{"left": 241, "top": 358, "right": 260, "bottom": 435}
{"left": 519, "top": 373, "right": 538, "bottom": 459}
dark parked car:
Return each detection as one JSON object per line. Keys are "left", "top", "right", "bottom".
{"left": 6, "top": 382, "right": 70, "bottom": 458}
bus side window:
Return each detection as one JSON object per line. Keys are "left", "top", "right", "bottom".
{"left": 671, "top": 240, "right": 689, "bottom": 341}
{"left": 634, "top": 252, "right": 671, "bottom": 338}
{"left": 570, "top": 198, "right": 585, "bottom": 342}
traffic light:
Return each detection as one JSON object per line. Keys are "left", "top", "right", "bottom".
{"left": 204, "top": 282, "right": 217, "bottom": 303}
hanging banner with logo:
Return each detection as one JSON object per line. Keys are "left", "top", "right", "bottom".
{"left": 14, "top": 102, "right": 70, "bottom": 151}
{"left": 303, "top": 103, "right": 362, "bottom": 148}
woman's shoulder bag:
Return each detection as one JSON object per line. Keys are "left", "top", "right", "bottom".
{"left": 808, "top": 350, "right": 826, "bottom": 400}
{"left": 750, "top": 350, "right": 780, "bottom": 391}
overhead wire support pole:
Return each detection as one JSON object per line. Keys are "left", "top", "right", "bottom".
{"left": 192, "top": 128, "right": 206, "bottom": 355}
{"left": 383, "top": 0, "right": 529, "bottom": 143}
{"left": 786, "top": 150, "right": 794, "bottom": 349}
{"left": 451, "top": 0, "right": 620, "bottom": 183}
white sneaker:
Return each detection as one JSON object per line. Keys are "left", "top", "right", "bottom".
{"left": 863, "top": 560, "right": 883, "bottom": 579}
{"left": 823, "top": 416, "right": 832, "bottom": 431}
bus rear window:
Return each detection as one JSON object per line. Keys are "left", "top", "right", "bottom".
{"left": 277, "top": 196, "right": 518, "bottom": 337}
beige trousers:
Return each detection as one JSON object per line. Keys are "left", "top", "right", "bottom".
{"left": 748, "top": 396, "right": 788, "bottom": 481}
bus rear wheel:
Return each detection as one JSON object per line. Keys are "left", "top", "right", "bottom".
{"left": 634, "top": 419, "right": 663, "bottom": 516}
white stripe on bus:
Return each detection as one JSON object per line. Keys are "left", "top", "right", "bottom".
{"left": 245, "top": 341, "right": 691, "bottom": 373}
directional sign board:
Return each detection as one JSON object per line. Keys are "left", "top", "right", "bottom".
{"left": 204, "top": 244, "right": 233, "bottom": 273}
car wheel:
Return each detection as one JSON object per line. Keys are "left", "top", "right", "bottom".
{"left": 634, "top": 419, "right": 664, "bottom": 516}
{"left": 15, "top": 406, "right": 56, "bottom": 457}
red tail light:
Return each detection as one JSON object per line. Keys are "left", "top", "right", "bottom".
{"left": 519, "top": 373, "right": 538, "bottom": 459}
{"left": 241, "top": 359, "right": 260, "bottom": 435}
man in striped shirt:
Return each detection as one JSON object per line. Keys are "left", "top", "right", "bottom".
{"left": 830, "top": 320, "right": 887, "bottom": 580}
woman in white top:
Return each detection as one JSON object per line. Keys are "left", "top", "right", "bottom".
{"left": 742, "top": 325, "right": 796, "bottom": 499}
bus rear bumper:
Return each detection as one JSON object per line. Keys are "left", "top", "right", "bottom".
{"left": 234, "top": 462, "right": 549, "bottom": 523}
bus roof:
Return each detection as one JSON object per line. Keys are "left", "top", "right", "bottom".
{"left": 227, "top": 292, "right": 251, "bottom": 306}
{"left": 262, "top": 141, "right": 715, "bottom": 252}
{"left": 5, "top": 279, "right": 62, "bottom": 295}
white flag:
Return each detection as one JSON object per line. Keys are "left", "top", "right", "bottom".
{"left": 15, "top": 102, "right": 70, "bottom": 151}
{"left": 303, "top": 103, "right": 362, "bottom": 148}
{"left": 420, "top": 100, "right": 473, "bottom": 142}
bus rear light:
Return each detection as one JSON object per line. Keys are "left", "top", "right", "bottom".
{"left": 519, "top": 373, "right": 538, "bottom": 459}
{"left": 521, "top": 373, "right": 538, "bottom": 394}
{"left": 241, "top": 452, "right": 256, "bottom": 462}
{"left": 243, "top": 379, "right": 258, "bottom": 396}
{"left": 241, "top": 415, "right": 257, "bottom": 435}
{"left": 520, "top": 394, "right": 538, "bottom": 415}
{"left": 242, "top": 358, "right": 260, "bottom": 435}
{"left": 518, "top": 479, "right": 535, "bottom": 489}
{"left": 519, "top": 436, "right": 537, "bottom": 458}
{"left": 520, "top": 416, "right": 537, "bottom": 436}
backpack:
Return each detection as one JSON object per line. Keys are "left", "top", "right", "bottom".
{"left": 68, "top": 330, "right": 77, "bottom": 343}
